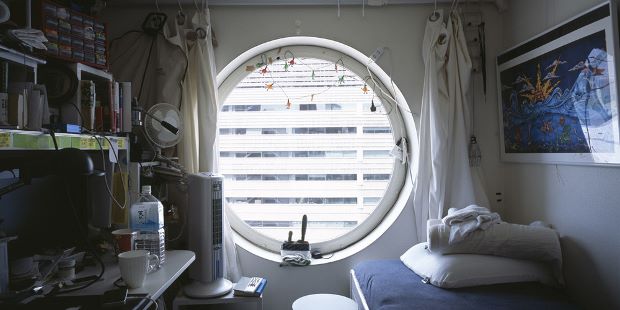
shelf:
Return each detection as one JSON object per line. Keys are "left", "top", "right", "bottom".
{"left": 71, "top": 62, "right": 113, "bottom": 81}
{"left": 0, "top": 44, "right": 46, "bottom": 69}
{"left": 0, "top": 129, "right": 127, "bottom": 150}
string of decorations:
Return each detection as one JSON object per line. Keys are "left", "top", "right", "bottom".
{"left": 244, "top": 49, "right": 374, "bottom": 110}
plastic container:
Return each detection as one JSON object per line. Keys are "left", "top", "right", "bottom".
{"left": 130, "top": 186, "right": 164, "bottom": 231}
{"left": 57, "top": 258, "right": 76, "bottom": 281}
{"left": 131, "top": 186, "right": 166, "bottom": 267}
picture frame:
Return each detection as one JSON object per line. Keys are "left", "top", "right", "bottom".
{"left": 496, "top": 1, "right": 620, "bottom": 166}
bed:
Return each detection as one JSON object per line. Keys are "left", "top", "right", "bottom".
{"left": 350, "top": 260, "right": 580, "bottom": 310}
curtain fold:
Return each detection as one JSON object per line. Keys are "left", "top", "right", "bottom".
{"left": 165, "top": 8, "right": 242, "bottom": 282}
{"left": 413, "top": 10, "right": 489, "bottom": 242}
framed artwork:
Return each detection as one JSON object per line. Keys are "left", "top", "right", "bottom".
{"left": 496, "top": 1, "right": 620, "bottom": 165}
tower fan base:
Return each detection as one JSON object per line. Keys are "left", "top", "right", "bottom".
{"left": 184, "top": 278, "right": 233, "bottom": 298}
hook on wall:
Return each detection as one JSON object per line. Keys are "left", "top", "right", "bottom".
{"left": 429, "top": 0, "right": 440, "bottom": 21}
{"left": 176, "top": 0, "right": 186, "bottom": 25}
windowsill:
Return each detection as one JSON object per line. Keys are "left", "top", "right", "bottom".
{"left": 232, "top": 177, "right": 411, "bottom": 265}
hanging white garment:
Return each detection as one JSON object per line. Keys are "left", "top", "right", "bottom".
{"left": 164, "top": 8, "right": 242, "bottom": 282}
{"left": 413, "top": 10, "right": 450, "bottom": 242}
{"left": 445, "top": 12, "right": 490, "bottom": 213}
{"left": 109, "top": 29, "right": 186, "bottom": 110}
{"left": 413, "top": 10, "right": 489, "bottom": 242}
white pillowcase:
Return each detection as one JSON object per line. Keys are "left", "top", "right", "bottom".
{"left": 400, "top": 242, "right": 557, "bottom": 288}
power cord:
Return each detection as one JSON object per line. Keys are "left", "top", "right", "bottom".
{"left": 94, "top": 135, "right": 128, "bottom": 210}
{"left": 50, "top": 181, "right": 105, "bottom": 295}
{"left": 279, "top": 254, "right": 311, "bottom": 267}
{"left": 101, "top": 135, "right": 130, "bottom": 209}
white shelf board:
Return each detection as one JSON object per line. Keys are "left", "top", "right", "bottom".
{"left": 0, "top": 44, "right": 46, "bottom": 69}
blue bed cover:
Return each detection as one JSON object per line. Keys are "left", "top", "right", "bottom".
{"left": 353, "top": 260, "right": 580, "bottom": 310}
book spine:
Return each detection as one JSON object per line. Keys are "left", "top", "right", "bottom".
{"left": 80, "top": 80, "right": 96, "bottom": 131}
{"left": 95, "top": 101, "right": 104, "bottom": 131}
{"left": 120, "top": 82, "right": 132, "bottom": 132}
{"left": 0, "top": 93, "right": 8, "bottom": 125}
{"left": 0, "top": 62, "right": 8, "bottom": 93}
{"left": 8, "top": 93, "right": 24, "bottom": 128}
{"left": 107, "top": 80, "right": 114, "bottom": 132}
{"left": 113, "top": 81, "right": 120, "bottom": 133}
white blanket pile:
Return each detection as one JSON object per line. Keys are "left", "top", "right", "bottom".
{"left": 428, "top": 216, "right": 564, "bottom": 284}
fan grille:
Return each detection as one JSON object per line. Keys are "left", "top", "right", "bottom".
{"left": 144, "top": 103, "right": 183, "bottom": 149}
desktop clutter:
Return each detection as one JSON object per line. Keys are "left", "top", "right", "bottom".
{"left": 0, "top": 184, "right": 166, "bottom": 307}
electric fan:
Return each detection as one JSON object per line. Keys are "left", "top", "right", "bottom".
{"left": 143, "top": 102, "right": 183, "bottom": 151}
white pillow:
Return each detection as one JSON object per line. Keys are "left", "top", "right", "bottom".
{"left": 400, "top": 242, "right": 557, "bottom": 288}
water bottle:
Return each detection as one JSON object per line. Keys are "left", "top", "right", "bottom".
{"left": 131, "top": 185, "right": 164, "bottom": 230}
{"left": 131, "top": 186, "right": 166, "bottom": 266}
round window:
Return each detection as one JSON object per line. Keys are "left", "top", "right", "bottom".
{"left": 218, "top": 42, "right": 408, "bottom": 253}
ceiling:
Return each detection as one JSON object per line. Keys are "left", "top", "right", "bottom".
{"left": 110, "top": 0, "right": 497, "bottom": 7}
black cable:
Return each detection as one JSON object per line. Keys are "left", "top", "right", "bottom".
{"left": 94, "top": 136, "right": 126, "bottom": 209}
{"left": 138, "top": 37, "right": 157, "bottom": 103}
{"left": 52, "top": 181, "right": 105, "bottom": 295}
{"left": 67, "top": 101, "right": 86, "bottom": 130}
{"left": 49, "top": 128, "right": 59, "bottom": 150}
{"left": 101, "top": 135, "right": 129, "bottom": 210}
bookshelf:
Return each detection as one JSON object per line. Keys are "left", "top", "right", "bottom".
{"left": 0, "top": 44, "right": 46, "bottom": 78}
{"left": 0, "top": 129, "right": 126, "bottom": 150}
{"left": 60, "top": 62, "right": 113, "bottom": 127}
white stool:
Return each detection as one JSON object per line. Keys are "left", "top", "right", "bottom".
{"left": 292, "top": 294, "right": 358, "bottom": 310}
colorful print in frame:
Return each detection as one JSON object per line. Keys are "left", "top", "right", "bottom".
{"left": 496, "top": 1, "right": 620, "bottom": 165}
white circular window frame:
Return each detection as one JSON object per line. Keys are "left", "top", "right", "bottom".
{"left": 217, "top": 37, "right": 417, "bottom": 263}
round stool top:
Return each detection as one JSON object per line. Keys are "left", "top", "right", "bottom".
{"left": 292, "top": 294, "right": 358, "bottom": 310}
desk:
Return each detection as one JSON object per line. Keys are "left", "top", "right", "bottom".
{"left": 60, "top": 250, "right": 195, "bottom": 309}
{"left": 172, "top": 287, "right": 262, "bottom": 310}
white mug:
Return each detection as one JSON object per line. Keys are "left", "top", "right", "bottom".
{"left": 118, "top": 250, "right": 159, "bottom": 288}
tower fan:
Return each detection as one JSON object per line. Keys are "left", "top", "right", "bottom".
{"left": 184, "top": 173, "right": 232, "bottom": 298}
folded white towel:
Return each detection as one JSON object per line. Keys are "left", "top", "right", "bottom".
{"left": 442, "top": 205, "right": 501, "bottom": 244}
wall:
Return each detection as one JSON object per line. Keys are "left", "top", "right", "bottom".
{"left": 501, "top": 0, "right": 620, "bottom": 308}
{"left": 103, "top": 3, "right": 503, "bottom": 310}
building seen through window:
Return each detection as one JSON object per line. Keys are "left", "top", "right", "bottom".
{"left": 218, "top": 57, "right": 395, "bottom": 243}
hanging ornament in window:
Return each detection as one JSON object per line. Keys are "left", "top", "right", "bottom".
{"left": 286, "top": 99, "right": 292, "bottom": 109}
{"left": 370, "top": 99, "right": 377, "bottom": 112}
{"left": 311, "top": 70, "right": 315, "bottom": 80}
{"left": 338, "top": 75, "right": 345, "bottom": 84}
{"left": 265, "top": 83, "right": 273, "bottom": 91}
{"left": 260, "top": 66, "right": 268, "bottom": 75}
{"left": 289, "top": 58, "right": 295, "bottom": 65}
{"left": 245, "top": 65, "right": 255, "bottom": 72}
{"left": 361, "top": 84, "right": 369, "bottom": 94}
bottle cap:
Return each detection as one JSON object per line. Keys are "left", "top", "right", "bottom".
{"left": 141, "top": 185, "right": 152, "bottom": 194}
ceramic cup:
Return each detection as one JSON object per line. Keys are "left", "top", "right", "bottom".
{"left": 118, "top": 250, "right": 159, "bottom": 288}
{"left": 112, "top": 229, "right": 137, "bottom": 254}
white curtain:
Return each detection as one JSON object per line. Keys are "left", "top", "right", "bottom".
{"left": 166, "top": 8, "right": 242, "bottom": 282}
{"left": 413, "top": 10, "right": 490, "bottom": 242}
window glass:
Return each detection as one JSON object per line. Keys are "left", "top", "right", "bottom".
{"left": 219, "top": 56, "right": 397, "bottom": 245}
